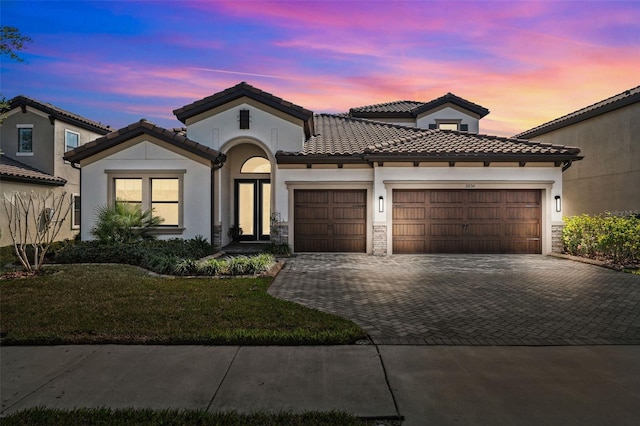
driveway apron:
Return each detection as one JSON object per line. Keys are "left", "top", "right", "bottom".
{"left": 268, "top": 254, "right": 640, "bottom": 345}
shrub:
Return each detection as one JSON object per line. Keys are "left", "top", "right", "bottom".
{"left": 563, "top": 213, "right": 640, "bottom": 263}
{"left": 91, "top": 202, "right": 163, "bottom": 244}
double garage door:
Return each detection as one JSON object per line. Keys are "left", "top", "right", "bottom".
{"left": 393, "top": 189, "right": 541, "bottom": 254}
{"left": 293, "top": 189, "right": 541, "bottom": 254}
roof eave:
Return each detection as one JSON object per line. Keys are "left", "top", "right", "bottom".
{"left": 0, "top": 174, "right": 67, "bottom": 186}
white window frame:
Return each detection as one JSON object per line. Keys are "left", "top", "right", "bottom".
{"left": 71, "top": 193, "right": 81, "bottom": 230}
{"left": 65, "top": 129, "right": 80, "bottom": 152}
{"left": 436, "top": 120, "right": 460, "bottom": 131}
{"left": 106, "top": 170, "right": 186, "bottom": 234}
{"left": 16, "top": 124, "right": 34, "bottom": 156}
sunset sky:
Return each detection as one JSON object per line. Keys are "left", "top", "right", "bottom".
{"left": 2, "top": 0, "right": 638, "bottom": 136}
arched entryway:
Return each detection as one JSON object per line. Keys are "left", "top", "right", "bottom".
{"left": 236, "top": 156, "right": 271, "bottom": 241}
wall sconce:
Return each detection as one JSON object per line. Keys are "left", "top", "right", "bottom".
{"left": 555, "top": 195, "right": 561, "bottom": 212}
{"left": 378, "top": 196, "right": 384, "bottom": 213}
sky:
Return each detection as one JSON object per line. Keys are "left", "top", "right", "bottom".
{"left": 1, "top": 0, "right": 639, "bottom": 137}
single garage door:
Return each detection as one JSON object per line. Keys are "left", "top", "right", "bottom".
{"left": 393, "top": 189, "right": 541, "bottom": 254}
{"left": 294, "top": 189, "right": 366, "bottom": 252}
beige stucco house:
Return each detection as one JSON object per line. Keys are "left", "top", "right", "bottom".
{"left": 0, "top": 96, "right": 111, "bottom": 246}
{"left": 66, "top": 82, "right": 583, "bottom": 255}
{"left": 516, "top": 86, "right": 639, "bottom": 216}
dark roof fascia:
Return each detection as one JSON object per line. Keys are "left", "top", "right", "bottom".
{"left": 412, "top": 94, "right": 490, "bottom": 118}
{"left": 65, "top": 123, "right": 224, "bottom": 165}
{"left": 362, "top": 153, "right": 584, "bottom": 164}
{"left": 9, "top": 96, "right": 111, "bottom": 134}
{"left": 275, "top": 152, "right": 369, "bottom": 165}
{"left": 174, "top": 83, "right": 314, "bottom": 124}
{"left": 0, "top": 174, "right": 66, "bottom": 186}
{"left": 515, "top": 90, "right": 640, "bottom": 139}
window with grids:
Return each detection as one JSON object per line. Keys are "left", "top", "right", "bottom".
{"left": 110, "top": 172, "right": 183, "bottom": 228}
{"left": 72, "top": 194, "right": 81, "bottom": 229}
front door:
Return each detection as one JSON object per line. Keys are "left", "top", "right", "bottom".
{"left": 235, "top": 179, "right": 271, "bottom": 241}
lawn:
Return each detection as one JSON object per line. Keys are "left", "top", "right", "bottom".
{"left": 1, "top": 408, "right": 376, "bottom": 426}
{"left": 0, "top": 264, "right": 366, "bottom": 345}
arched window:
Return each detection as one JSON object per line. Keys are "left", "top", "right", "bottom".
{"left": 241, "top": 157, "right": 271, "bottom": 173}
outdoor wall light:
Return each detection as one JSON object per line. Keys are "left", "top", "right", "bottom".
{"left": 379, "top": 196, "right": 384, "bottom": 213}
{"left": 555, "top": 195, "right": 561, "bottom": 212}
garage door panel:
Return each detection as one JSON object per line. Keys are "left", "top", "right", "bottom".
{"left": 296, "top": 191, "right": 329, "bottom": 204}
{"left": 333, "top": 207, "right": 365, "bottom": 220}
{"left": 431, "top": 191, "right": 463, "bottom": 203}
{"left": 333, "top": 239, "right": 366, "bottom": 252}
{"left": 295, "top": 223, "right": 328, "bottom": 236}
{"left": 393, "top": 239, "right": 426, "bottom": 254}
{"left": 333, "top": 223, "right": 365, "bottom": 236}
{"left": 430, "top": 224, "right": 463, "bottom": 237}
{"left": 393, "top": 189, "right": 541, "bottom": 254}
{"left": 332, "top": 190, "right": 366, "bottom": 204}
{"left": 393, "top": 207, "right": 425, "bottom": 220}
{"left": 296, "top": 239, "right": 330, "bottom": 252}
{"left": 394, "top": 224, "right": 425, "bottom": 236}
{"left": 431, "top": 207, "right": 464, "bottom": 220}
{"left": 468, "top": 207, "right": 501, "bottom": 220}
{"left": 296, "top": 207, "right": 328, "bottom": 220}
{"left": 394, "top": 190, "right": 425, "bottom": 203}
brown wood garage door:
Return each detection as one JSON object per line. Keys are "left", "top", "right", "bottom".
{"left": 294, "top": 189, "right": 366, "bottom": 252}
{"left": 393, "top": 189, "right": 541, "bottom": 254}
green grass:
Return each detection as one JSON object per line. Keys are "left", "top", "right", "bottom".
{"left": 1, "top": 407, "right": 376, "bottom": 425}
{"left": 0, "top": 264, "right": 366, "bottom": 345}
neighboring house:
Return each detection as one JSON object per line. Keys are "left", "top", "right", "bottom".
{"left": 0, "top": 96, "right": 111, "bottom": 246}
{"left": 66, "top": 82, "right": 582, "bottom": 255}
{"left": 515, "top": 86, "right": 639, "bottom": 217}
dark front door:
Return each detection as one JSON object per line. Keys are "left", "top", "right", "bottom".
{"left": 235, "top": 179, "right": 271, "bottom": 241}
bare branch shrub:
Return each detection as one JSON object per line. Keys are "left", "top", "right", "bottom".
{"left": 2, "top": 191, "right": 72, "bottom": 272}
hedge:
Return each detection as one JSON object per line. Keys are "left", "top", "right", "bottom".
{"left": 562, "top": 213, "right": 640, "bottom": 263}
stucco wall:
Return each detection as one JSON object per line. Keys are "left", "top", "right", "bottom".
{"left": 186, "top": 98, "right": 306, "bottom": 153}
{"left": 1, "top": 107, "right": 55, "bottom": 174}
{"left": 79, "top": 140, "right": 212, "bottom": 241}
{"left": 416, "top": 106, "right": 480, "bottom": 133}
{"left": 530, "top": 103, "right": 640, "bottom": 216}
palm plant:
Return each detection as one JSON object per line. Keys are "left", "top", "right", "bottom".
{"left": 91, "top": 201, "right": 163, "bottom": 244}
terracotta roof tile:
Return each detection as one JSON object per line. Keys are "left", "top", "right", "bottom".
{"left": 276, "top": 114, "right": 582, "bottom": 163}
{"left": 0, "top": 155, "right": 66, "bottom": 185}
{"left": 350, "top": 93, "right": 489, "bottom": 119}
{"left": 515, "top": 86, "right": 640, "bottom": 139}
{"left": 8, "top": 96, "right": 111, "bottom": 134}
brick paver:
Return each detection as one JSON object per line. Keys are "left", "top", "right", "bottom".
{"left": 268, "top": 254, "right": 640, "bottom": 345}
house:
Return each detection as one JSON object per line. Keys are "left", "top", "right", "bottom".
{"left": 515, "top": 86, "right": 639, "bottom": 217}
{"left": 0, "top": 96, "right": 111, "bottom": 246}
{"left": 65, "top": 82, "right": 582, "bottom": 255}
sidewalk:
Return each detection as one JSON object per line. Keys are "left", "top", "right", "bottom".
{"left": 2, "top": 345, "right": 640, "bottom": 425}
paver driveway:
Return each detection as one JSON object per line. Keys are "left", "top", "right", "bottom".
{"left": 268, "top": 254, "right": 640, "bottom": 345}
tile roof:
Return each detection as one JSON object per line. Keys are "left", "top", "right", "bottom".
{"left": 0, "top": 155, "right": 67, "bottom": 185}
{"left": 8, "top": 96, "right": 111, "bottom": 134}
{"left": 350, "top": 93, "right": 489, "bottom": 119}
{"left": 515, "top": 86, "right": 640, "bottom": 139}
{"left": 276, "top": 114, "right": 582, "bottom": 163}
{"left": 64, "top": 119, "right": 225, "bottom": 165}
{"left": 173, "top": 82, "right": 314, "bottom": 137}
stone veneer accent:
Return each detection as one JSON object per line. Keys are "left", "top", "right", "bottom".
{"left": 373, "top": 224, "right": 388, "bottom": 256}
{"left": 552, "top": 224, "right": 564, "bottom": 253}
{"left": 270, "top": 223, "right": 289, "bottom": 246}
{"left": 212, "top": 224, "right": 222, "bottom": 251}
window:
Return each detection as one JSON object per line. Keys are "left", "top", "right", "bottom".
{"left": 241, "top": 157, "right": 271, "bottom": 173}
{"left": 17, "top": 125, "right": 33, "bottom": 154}
{"left": 72, "top": 194, "right": 81, "bottom": 229}
{"left": 109, "top": 172, "right": 184, "bottom": 230}
{"left": 65, "top": 130, "right": 80, "bottom": 152}
{"left": 239, "top": 109, "right": 250, "bottom": 129}
{"left": 437, "top": 122, "right": 459, "bottom": 131}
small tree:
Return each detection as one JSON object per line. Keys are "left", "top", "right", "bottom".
{"left": 3, "top": 191, "right": 72, "bottom": 272}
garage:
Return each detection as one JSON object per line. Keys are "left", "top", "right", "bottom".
{"left": 392, "top": 189, "right": 541, "bottom": 254}
{"left": 294, "top": 189, "right": 367, "bottom": 252}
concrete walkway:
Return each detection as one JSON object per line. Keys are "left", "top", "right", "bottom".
{"left": 2, "top": 345, "right": 640, "bottom": 425}
{"left": 269, "top": 254, "right": 640, "bottom": 345}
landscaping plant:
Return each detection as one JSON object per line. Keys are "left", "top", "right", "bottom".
{"left": 91, "top": 201, "right": 163, "bottom": 243}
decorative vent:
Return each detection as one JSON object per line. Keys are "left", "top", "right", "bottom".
{"left": 460, "top": 124, "right": 469, "bottom": 132}
{"left": 239, "top": 109, "right": 250, "bottom": 129}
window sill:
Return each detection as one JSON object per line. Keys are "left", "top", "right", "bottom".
{"left": 148, "top": 227, "right": 185, "bottom": 235}
{"left": 16, "top": 152, "right": 34, "bottom": 156}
